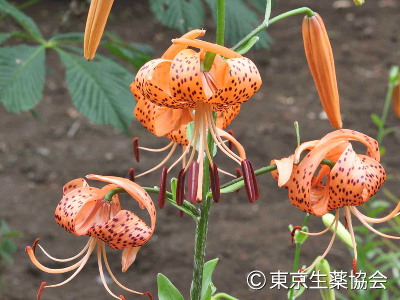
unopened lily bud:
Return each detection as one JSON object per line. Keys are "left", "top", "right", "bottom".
{"left": 322, "top": 213, "right": 353, "bottom": 248}
{"left": 84, "top": 0, "right": 114, "bottom": 60}
{"left": 353, "top": 0, "right": 365, "bottom": 5}
{"left": 302, "top": 13, "right": 342, "bottom": 129}
{"left": 315, "top": 258, "right": 335, "bottom": 300}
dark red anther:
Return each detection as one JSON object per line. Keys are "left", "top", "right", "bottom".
{"left": 247, "top": 160, "right": 259, "bottom": 201}
{"left": 227, "top": 129, "right": 234, "bottom": 151}
{"left": 158, "top": 167, "right": 168, "bottom": 209}
{"left": 179, "top": 210, "right": 184, "bottom": 217}
{"left": 176, "top": 169, "right": 186, "bottom": 206}
{"left": 209, "top": 163, "right": 221, "bottom": 203}
{"left": 241, "top": 160, "right": 255, "bottom": 203}
{"left": 119, "top": 296, "right": 125, "bottom": 300}
{"left": 144, "top": 292, "right": 154, "bottom": 300}
{"left": 132, "top": 137, "right": 140, "bottom": 162}
{"left": 128, "top": 168, "right": 135, "bottom": 182}
{"left": 187, "top": 162, "right": 199, "bottom": 204}
{"left": 37, "top": 281, "right": 46, "bottom": 300}
{"left": 235, "top": 168, "right": 242, "bottom": 193}
{"left": 291, "top": 226, "right": 303, "bottom": 244}
{"left": 31, "top": 238, "right": 41, "bottom": 253}
{"left": 344, "top": 216, "right": 348, "bottom": 229}
{"left": 352, "top": 258, "right": 357, "bottom": 275}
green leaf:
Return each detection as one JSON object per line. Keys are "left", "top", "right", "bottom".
{"left": 0, "top": 0, "right": 43, "bottom": 39}
{"left": 0, "top": 33, "right": 11, "bottom": 44}
{"left": 157, "top": 273, "right": 184, "bottom": 300}
{"left": 104, "top": 42, "right": 152, "bottom": 70}
{"left": 246, "top": 0, "right": 267, "bottom": 12}
{"left": 370, "top": 113, "right": 382, "bottom": 128}
{"left": 57, "top": 48, "right": 135, "bottom": 133}
{"left": 205, "top": 0, "right": 270, "bottom": 47}
{"left": 150, "top": 0, "right": 205, "bottom": 32}
{"left": 50, "top": 32, "right": 84, "bottom": 43}
{"left": 201, "top": 258, "right": 219, "bottom": 300}
{"left": 0, "top": 45, "right": 46, "bottom": 112}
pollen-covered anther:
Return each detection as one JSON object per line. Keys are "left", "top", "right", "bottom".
{"left": 128, "top": 168, "right": 135, "bottom": 182}
{"left": 158, "top": 167, "right": 168, "bottom": 209}
{"left": 133, "top": 138, "right": 140, "bottom": 162}
{"left": 352, "top": 258, "right": 357, "bottom": 275}
{"left": 241, "top": 159, "right": 257, "bottom": 203}
{"left": 209, "top": 163, "right": 221, "bottom": 203}
{"left": 176, "top": 169, "right": 186, "bottom": 206}
{"left": 187, "top": 162, "right": 199, "bottom": 204}
{"left": 37, "top": 281, "right": 46, "bottom": 300}
{"left": 144, "top": 291, "right": 154, "bottom": 300}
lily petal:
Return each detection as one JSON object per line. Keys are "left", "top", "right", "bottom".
{"left": 121, "top": 246, "right": 141, "bottom": 273}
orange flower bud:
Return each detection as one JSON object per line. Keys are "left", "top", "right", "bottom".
{"left": 84, "top": 0, "right": 114, "bottom": 60}
{"left": 392, "top": 80, "right": 400, "bottom": 117}
{"left": 302, "top": 13, "right": 342, "bottom": 129}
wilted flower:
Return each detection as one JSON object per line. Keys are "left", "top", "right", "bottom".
{"left": 26, "top": 175, "right": 155, "bottom": 299}
{"left": 302, "top": 13, "right": 342, "bottom": 129}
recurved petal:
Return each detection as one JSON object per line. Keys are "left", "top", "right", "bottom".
{"left": 284, "top": 139, "right": 347, "bottom": 215}
{"left": 270, "top": 156, "right": 295, "bottom": 187}
{"left": 302, "top": 13, "right": 342, "bottom": 129}
{"left": 206, "top": 57, "right": 261, "bottom": 108}
{"left": 358, "top": 155, "right": 386, "bottom": 201}
{"left": 84, "top": 0, "right": 114, "bottom": 60}
{"left": 317, "top": 129, "right": 380, "bottom": 161}
{"left": 216, "top": 104, "right": 241, "bottom": 129}
{"left": 121, "top": 246, "right": 141, "bottom": 273}
{"left": 327, "top": 144, "right": 366, "bottom": 209}
{"left": 88, "top": 210, "right": 152, "bottom": 249}
{"left": 86, "top": 175, "right": 156, "bottom": 230}
{"left": 169, "top": 49, "right": 206, "bottom": 104}
{"left": 55, "top": 186, "right": 101, "bottom": 235}
{"left": 62, "top": 178, "right": 89, "bottom": 195}
{"left": 166, "top": 126, "right": 190, "bottom": 145}
{"left": 161, "top": 29, "right": 206, "bottom": 60}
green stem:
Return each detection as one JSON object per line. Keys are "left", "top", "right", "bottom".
{"left": 203, "top": 0, "right": 226, "bottom": 72}
{"left": 103, "top": 186, "right": 199, "bottom": 218}
{"left": 190, "top": 114, "right": 216, "bottom": 300}
{"left": 212, "top": 293, "right": 239, "bottom": 300}
{"left": 232, "top": 7, "right": 314, "bottom": 51}
{"left": 288, "top": 213, "right": 310, "bottom": 300}
{"left": 377, "top": 67, "right": 398, "bottom": 144}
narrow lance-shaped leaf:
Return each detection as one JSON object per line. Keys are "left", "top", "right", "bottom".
{"left": 157, "top": 273, "right": 184, "bottom": 300}
{"left": 56, "top": 48, "right": 135, "bottom": 133}
{"left": 201, "top": 258, "right": 219, "bottom": 300}
{"left": 0, "top": 45, "right": 46, "bottom": 113}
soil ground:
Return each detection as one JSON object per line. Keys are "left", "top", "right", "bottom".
{"left": 1, "top": 0, "right": 400, "bottom": 299}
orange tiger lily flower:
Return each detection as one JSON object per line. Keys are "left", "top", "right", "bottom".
{"left": 84, "top": 0, "right": 114, "bottom": 60}
{"left": 303, "top": 13, "right": 342, "bottom": 129}
{"left": 131, "top": 29, "right": 261, "bottom": 202}
{"left": 271, "top": 129, "right": 400, "bottom": 273}
{"left": 26, "top": 175, "right": 155, "bottom": 300}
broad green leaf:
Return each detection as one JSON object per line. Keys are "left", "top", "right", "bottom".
{"left": 0, "top": 45, "right": 46, "bottom": 112}
{"left": 0, "top": 33, "right": 12, "bottom": 44}
{"left": 157, "top": 273, "right": 184, "bottom": 300}
{"left": 0, "top": 0, "right": 43, "bottom": 38}
{"left": 246, "top": 0, "right": 267, "bottom": 12}
{"left": 150, "top": 0, "right": 204, "bottom": 32}
{"left": 57, "top": 48, "right": 135, "bottom": 133}
{"left": 205, "top": 0, "right": 270, "bottom": 48}
{"left": 201, "top": 258, "right": 219, "bottom": 299}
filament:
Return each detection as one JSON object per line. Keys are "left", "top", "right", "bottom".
{"left": 96, "top": 241, "right": 121, "bottom": 299}
{"left": 344, "top": 207, "right": 357, "bottom": 262}
{"left": 352, "top": 204, "right": 400, "bottom": 224}
{"left": 297, "top": 209, "right": 339, "bottom": 236}
{"left": 138, "top": 141, "right": 174, "bottom": 152}
{"left": 37, "top": 238, "right": 91, "bottom": 262}
{"left": 136, "top": 143, "right": 177, "bottom": 178}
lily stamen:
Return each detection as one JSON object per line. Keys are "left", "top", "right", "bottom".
{"left": 138, "top": 141, "right": 174, "bottom": 152}
{"left": 36, "top": 239, "right": 92, "bottom": 262}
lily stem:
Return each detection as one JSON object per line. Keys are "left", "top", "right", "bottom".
{"left": 232, "top": 7, "right": 314, "bottom": 51}
{"left": 190, "top": 114, "right": 216, "bottom": 300}
{"left": 288, "top": 213, "right": 310, "bottom": 300}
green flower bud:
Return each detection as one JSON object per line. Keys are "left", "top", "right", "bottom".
{"left": 322, "top": 213, "right": 353, "bottom": 248}
{"left": 315, "top": 258, "right": 335, "bottom": 300}
{"left": 353, "top": 0, "right": 365, "bottom": 5}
